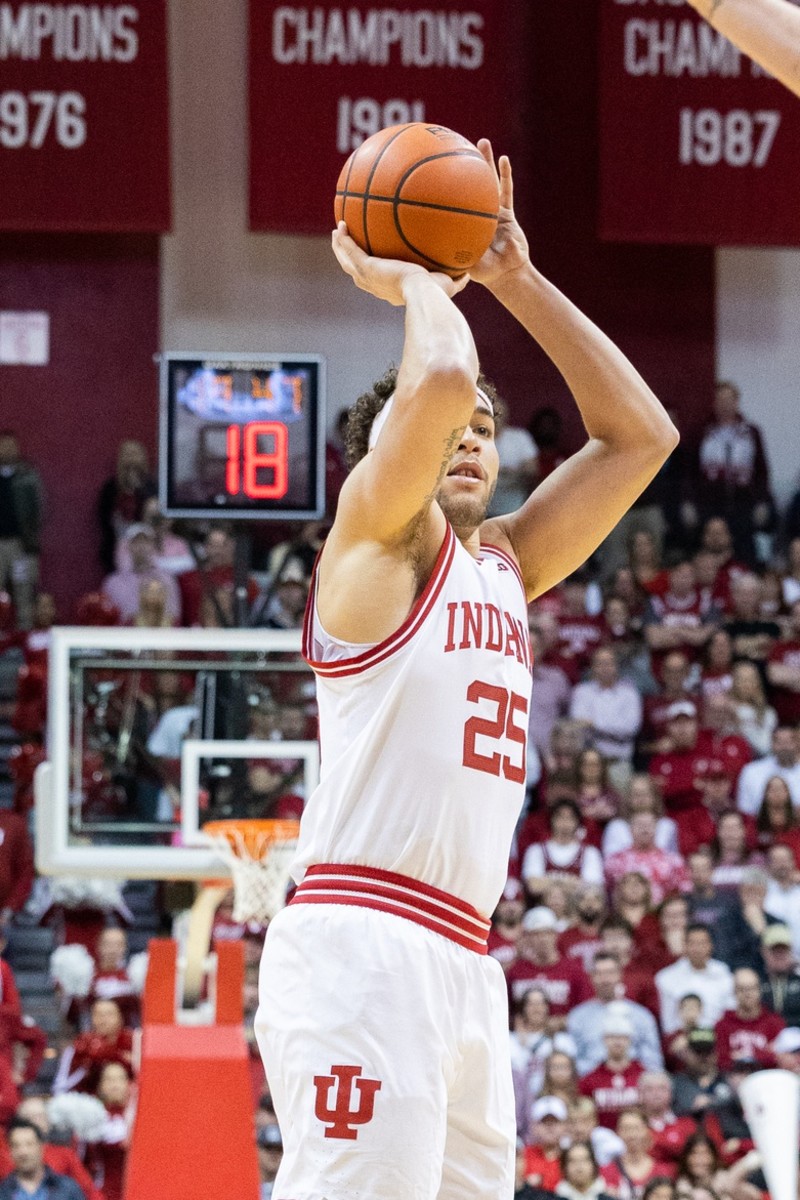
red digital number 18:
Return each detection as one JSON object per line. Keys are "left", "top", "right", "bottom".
{"left": 225, "top": 421, "right": 288, "bottom": 500}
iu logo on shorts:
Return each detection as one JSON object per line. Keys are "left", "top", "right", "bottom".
{"left": 312, "top": 1064, "right": 382, "bottom": 1139}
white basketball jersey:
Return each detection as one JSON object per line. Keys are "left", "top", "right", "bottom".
{"left": 297, "top": 524, "right": 533, "bottom": 917}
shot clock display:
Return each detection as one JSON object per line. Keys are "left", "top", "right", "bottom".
{"left": 159, "top": 353, "right": 326, "bottom": 521}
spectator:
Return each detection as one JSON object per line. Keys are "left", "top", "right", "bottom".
{"left": 97, "top": 438, "right": 156, "bottom": 574}
{"left": 523, "top": 1095, "right": 569, "bottom": 1191}
{"left": 568, "top": 1098, "right": 626, "bottom": 1170}
{"left": 730, "top": 661, "right": 778, "bottom": 758}
{"left": 754, "top": 775, "right": 800, "bottom": 863}
{"left": 643, "top": 561, "right": 718, "bottom": 677}
{"left": 737, "top": 725, "right": 800, "bottom": 814}
{"left": 84, "top": 1059, "right": 134, "bottom": 1200}
{"left": 645, "top": 894, "right": 690, "bottom": 972}
{"left": 723, "top": 573, "right": 781, "bottom": 667}
{"left": 567, "top": 953, "right": 663, "bottom": 1075}
{"left": 130, "top": 577, "right": 175, "bottom": 629}
{"left": 686, "top": 847, "right": 738, "bottom": 930}
{"left": 101, "top": 525, "right": 180, "bottom": 625}
{"left": 559, "top": 884, "right": 608, "bottom": 973}
{"left": 697, "top": 517, "right": 749, "bottom": 613}
{"left": 772, "top": 1025, "right": 800, "bottom": 1073}
{"left": 712, "top": 868, "right": 777, "bottom": 972}
{"left": 648, "top": 702, "right": 710, "bottom": 823}
{"left": 690, "top": 381, "right": 774, "bottom": 566}
{"left": 554, "top": 578, "right": 606, "bottom": 683}
{"left": 766, "top": 599, "right": 800, "bottom": 726}
{"left": 522, "top": 800, "right": 604, "bottom": 898}
{"left": 638, "top": 652, "right": 694, "bottom": 759}
{"left": 655, "top": 923, "right": 735, "bottom": 1034}
{"left": 114, "top": 495, "right": 194, "bottom": 576}
{"left": 0, "top": 923, "right": 46, "bottom": 1089}
{"left": 569, "top": 647, "right": 643, "bottom": 778}
{"left": 178, "top": 527, "right": 259, "bottom": 628}
{"left": 528, "top": 624, "right": 572, "bottom": 756}
{"left": 710, "top": 811, "right": 755, "bottom": 892}
{"left": 578, "top": 1011, "right": 645, "bottom": 1129}
{"left": 699, "top": 629, "right": 735, "bottom": 704}
{"left": 506, "top": 907, "right": 591, "bottom": 1024}
{"left": 601, "top": 778, "right": 679, "bottom": 860}
{"left": 53, "top": 998, "right": 134, "bottom": 1093}
{"left": 5, "top": 1096, "right": 103, "bottom": 1200}
{"left": 757, "top": 923, "right": 800, "bottom": 1025}
{"left": 0, "top": 1121, "right": 85, "bottom": 1200}
{"left": 699, "top": 692, "right": 753, "bottom": 783}
{"left": 600, "top": 1108, "right": 666, "bottom": 1200}
{"left": 662, "top": 994, "right": 704, "bottom": 1074}
{"left": 0, "top": 431, "right": 44, "bottom": 630}
{"left": 598, "top": 917, "right": 660, "bottom": 1017}
{"left": 638, "top": 1072, "right": 697, "bottom": 1164}
{"left": 573, "top": 750, "right": 620, "bottom": 827}
{"left": 511, "top": 988, "right": 577, "bottom": 1137}
{"left": 541, "top": 1049, "right": 580, "bottom": 1109}
{"left": 257, "top": 1124, "right": 283, "bottom": 1200}
{"left": 558, "top": 1141, "right": 614, "bottom": 1200}
{"left": 489, "top": 878, "right": 526, "bottom": 972}
{"left": 673, "top": 1131, "right": 745, "bottom": 1200}
{"left": 86, "top": 927, "right": 139, "bottom": 1028}
{"left": 714, "top": 966, "right": 784, "bottom": 1070}
{"left": 543, "top": 880, "right": 576, "bottom": 933}
{"left": 610, "top": 873, "right": 653, "bottom": 939}
{"left": 670, "top": 1028, "right": 728, "bottom": 1119}
{"left": 604, "top": 812, "right": 690, "bottom": 906}
{"left": 763, "top": 842, "right": 800, "bottom": 951}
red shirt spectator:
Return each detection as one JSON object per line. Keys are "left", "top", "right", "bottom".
{"left": 714, "top": 967, "right": 784, "bottom": 1070}
{"left": 523, "top": 1096, "right": 568, "bottom": 1189}
{"left": 506, "top": 907, "right": 591, "bottom": 1021}
{"left": 643, "top": 561, "right": 717, "bottom": 674}
{"left": 767, "top": 600, "right": 800, "bottom": 725}
{"left": 639, "top": 1070, "right": 697, "bottom": 1163}
{"left": 604, "top": 813, "right": 690, "bottom": 906}
{"left": 579, "top": 1020, "right": 645, "bottom": 1129}
{"left": 54, "top": 1000, "right": 134, "bottom": 1094}
{"left": 0, "top": 812, "right": 34, "bottom": 913}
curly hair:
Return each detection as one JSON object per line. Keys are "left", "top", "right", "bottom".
{"left": 343, "top": 367, "right": 505, "bottom": 471}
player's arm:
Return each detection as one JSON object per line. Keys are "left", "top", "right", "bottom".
{"left": 686, "top": 0, "right": 800, "bottom": 98}
{"left": 330, "top": 225, "right": 479, "bottom": 544}
{"left": 472, "top": 145, "right": 678, "bottom": 600}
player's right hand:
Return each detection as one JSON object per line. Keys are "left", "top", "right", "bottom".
{"left": 332, "top": 222, "right": 469, "bottom": 307}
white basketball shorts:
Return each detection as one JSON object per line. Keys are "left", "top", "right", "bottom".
{"left": 255, "top": 867, "right": 515, "bottom": 1200}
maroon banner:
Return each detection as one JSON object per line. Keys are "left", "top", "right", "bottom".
{"left": 599, "top": 0, "right": 800, "bottom": 245}
{"left": 0, "top": 2, "right": 171, "bottom": 231}
{"left": 249, "top": 1, "right": 526, "bottom": 234}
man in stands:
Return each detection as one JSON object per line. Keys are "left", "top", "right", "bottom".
{"left": 488, "top": 878, "right": 526, "bottom": 972}
{"left": 638, "top": 651, "right": 694, "bottom": 757}
{"left": 655, "top": 923, "right": 735, "bottom": 1034}
{"left": 0, "top": 1097, "right": 104, "bottom": 1200}
{"left": 567, "top": 952, "right": 662, "bottom": 1074}
{"left": 568, "top": 646, "right": 642, "bottom": 771}
{"left": 558, "top": 883, "right": 607, "bottom": 973}
{"left": 604, "top": 810, "right": 690, "bottom": 905}
{"left": 0, "top": 1121, "right": 85, "bottom": 1200}
{"left": 757, "top": 923, "right": 800, "bottom": 1026}
{"left": 522, "top": 1096, "right": 569, "bottom": 1190}
{"left": 506, "top": 906, "right": 591, "bottom": 1027}
{"left": 714, "top": 967, "right": 784, "bottom": 1070}
{"left": 764, "top": 843, "right": 800, "bottom": 952}
{"left": 637, "top": 1071, "right": 697, "bottom": 1163}
{"left": 648, "top": 701, "right": 709, "bottom": 819}
{"left": 578, "top": 1010, "right": 645, "bottom": 1129}
{"left": 723, "top": 572, "right": 780, "bottom": 667}
{"left": 643, "top": 560, "right": 718, "bottom": 676}
{"left": 599, "top": 916, "right": 660, "bottom": 1016}
{"left": 101, "top": 524, "right": 180, "bottom": 625}
{"left": 687, "top": 846, "right": 738, "bottom": 929}
{"left": 737, "top": 725, "right": 800, "bottom": 814}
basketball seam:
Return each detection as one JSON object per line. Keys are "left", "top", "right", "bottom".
{"left": 334, "top": 192, "right": 499, "bottom": 222}
{"left": 358, "top": 125, "right": 411, "bottom": 257}
{"left": 392, "top": 148, "right": 496, "bottom": 271}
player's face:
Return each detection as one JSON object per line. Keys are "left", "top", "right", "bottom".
{"left": 437, "top": 404, "right": 499, "bottom": 532}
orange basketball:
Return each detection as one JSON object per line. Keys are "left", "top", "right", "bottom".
{"left": 334, "top": 123, "right": 499, "bottom": 277}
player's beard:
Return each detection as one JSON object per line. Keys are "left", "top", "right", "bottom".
{"left": 437, "top": 479, "right": 495, "bottom": 536}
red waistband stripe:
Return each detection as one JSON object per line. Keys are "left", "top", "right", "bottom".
{"left": 289, "top": 864, "right": 490, "bottom": 954}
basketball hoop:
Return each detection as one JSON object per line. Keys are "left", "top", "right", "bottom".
{"left": 201, "top": 819, "right": 301, "bottom": 924}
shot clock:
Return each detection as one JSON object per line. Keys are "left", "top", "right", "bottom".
{"left": 158, "top": 353, "right": 326, "bottom": 521}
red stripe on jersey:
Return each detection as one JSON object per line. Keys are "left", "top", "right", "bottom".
{"left": 290, "top": 863, "right": 490, "bottom": 953}
{"left": 303, "top": 524, "right": 456, "bottom": 678}
{"left": 481, "top": 543, "right": 527, "bottom": 600}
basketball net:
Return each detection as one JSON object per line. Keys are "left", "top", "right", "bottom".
{"left": 202, "top": 819, "right": 300, "bottom": 924}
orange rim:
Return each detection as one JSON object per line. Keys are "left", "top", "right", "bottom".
{"left": 202, "top": 817, "right": 301, "bottom": 859}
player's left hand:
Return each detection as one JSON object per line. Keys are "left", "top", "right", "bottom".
{"left": 469, "top": 140, "right": 530, "bottom": 289}
{"left": 332, "top": 222, "right": 469, "bottom": 306}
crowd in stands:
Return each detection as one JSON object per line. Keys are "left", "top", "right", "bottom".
{"left": 1, "top": 381, "right": 800, "bottom": 1198}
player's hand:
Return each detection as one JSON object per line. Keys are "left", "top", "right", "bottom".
{"left": 331, "top": 222, "right": 469, "bottom": 306}
{"left": 469, "top": 140, "right": 530, "bottom": 289}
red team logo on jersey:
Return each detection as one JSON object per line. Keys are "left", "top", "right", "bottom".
{"left": 313, "top": 1065, "right": 382, "bottom": 1139}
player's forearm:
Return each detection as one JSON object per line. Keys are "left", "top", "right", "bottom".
{"left": 396, "top": 273, "right": 478, "bottom": 412}
{"left": 487, "top": 263, "right": 678, "bottom": 456}
{"left": 687, "top": 0, "right": 800, "bottom": 97}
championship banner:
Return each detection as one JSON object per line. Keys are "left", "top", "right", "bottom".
{"left": 0, "top": 2, "right": 171, "bottom": 231}
{"left": 599, "top": 0, "right": 800, "bottom": 245}
{"left": 249, "top": 1, "right": 525, "bottom": 234}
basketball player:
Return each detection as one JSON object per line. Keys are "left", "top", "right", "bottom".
{"left": 686, "top": 0, "right": 800, "bottom": 98}
{"left": 255, "top": 142, "right": 678, "bottom": 1199}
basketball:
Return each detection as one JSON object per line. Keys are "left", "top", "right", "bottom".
{"left": 334, "top": 123, "right": 500, "bottom": 277}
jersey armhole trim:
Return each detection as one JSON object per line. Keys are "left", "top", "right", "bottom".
{"left": 480, "top": 542, "right": 527, "bottom": 601}
{"left": 302, "top": 524, "right": 456, "bottom": 678}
